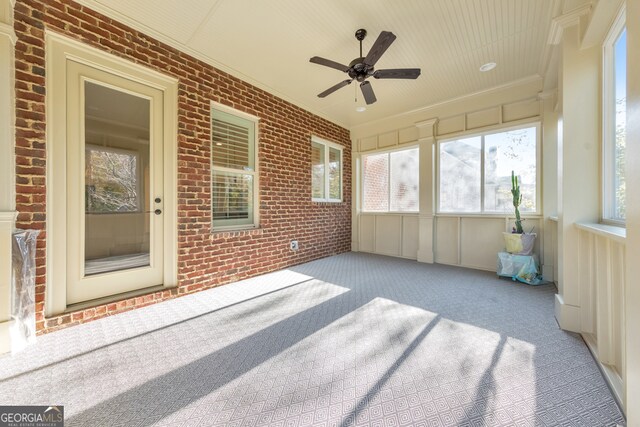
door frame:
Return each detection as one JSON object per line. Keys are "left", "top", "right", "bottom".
{"left": 45, "top": 32, "right": 178, "bottom": 315}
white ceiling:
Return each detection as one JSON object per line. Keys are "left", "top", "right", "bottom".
{"left": 76, "top": 0, "right": 568, "bottom": 129}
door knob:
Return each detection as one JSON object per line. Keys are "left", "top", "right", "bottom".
{"left": 154, "top": 209, "right": 162, "bottom": 215}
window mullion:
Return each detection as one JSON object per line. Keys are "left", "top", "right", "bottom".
{"left": 387, "top": 153, "right": 391, "bottom": 212}
{"left": 325, "top": 145, "right": 330, "bottom": 201}
{"left": 480, "top": 135, "right": 485, "bottom": 214}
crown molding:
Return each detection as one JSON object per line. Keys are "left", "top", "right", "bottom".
{"left": 351, "top": 74, "right": 542, "bottom": 133}
{"left": 547, "top": 4, "right": 592, "bottom": 45}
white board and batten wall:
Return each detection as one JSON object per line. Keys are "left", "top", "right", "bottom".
{"left": 351, "top": 88, "right": 550, "bottom": 276}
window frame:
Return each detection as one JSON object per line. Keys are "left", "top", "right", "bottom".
{"left": 210, "top": 102, "right": 260, "bottom": 231}
{"left": 435, "top": 122, "right": 541, "bottom": 215}
{"left": 311, "top": 135, "right": 343, "bottom": 203}
{"left": 360, "top": 145, "right": 420, "bottom": 214}
{"left": 602, "top": 6, "right": 626, "bottom": 226}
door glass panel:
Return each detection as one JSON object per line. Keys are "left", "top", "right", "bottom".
{"left": 84, "top": 81, "right": 151, "bottom": 275}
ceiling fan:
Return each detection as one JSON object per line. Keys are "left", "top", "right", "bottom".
{"left": 310, "top": 28, "right": 421, "bottom": 105}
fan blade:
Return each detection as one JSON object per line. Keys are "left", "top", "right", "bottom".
{"left": 318, "top": 79, "right": 353, "bottom": 98}
{"left": 373, "top": 68, "right": 421, "bottom": 79}
{"left": 310, "top": 56, "right": 350, "bottom": 72}
{"left": 364, "top": 31, "right": 396, "bottom": 66}
{"left": 360, "top": 81, "right": 377, "bottom": 105}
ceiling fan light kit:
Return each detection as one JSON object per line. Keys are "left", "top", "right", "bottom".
{"left": 310, "top": 28, "right": 421, "bottom": 105}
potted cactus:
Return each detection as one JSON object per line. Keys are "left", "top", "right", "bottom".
{"left": 503, "top": 171, "right": 536, "bottom": 255}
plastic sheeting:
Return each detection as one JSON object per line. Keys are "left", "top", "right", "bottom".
{"left": 497, "top": 251, "right": 547, "bottom": 286}
{"left": 11, "top": 229, "right": 39, "bottom": 353}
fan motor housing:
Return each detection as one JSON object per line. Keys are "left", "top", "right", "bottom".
{"left": 348, "top": 57, "right": 373, "bottom": 82}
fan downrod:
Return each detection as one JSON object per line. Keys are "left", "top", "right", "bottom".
{"left": 350, "top": 29, "right": 371, "bottom": 81}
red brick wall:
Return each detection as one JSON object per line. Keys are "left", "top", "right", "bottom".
{"left": 13, "top": 0, "right": 352, "bottom": 333}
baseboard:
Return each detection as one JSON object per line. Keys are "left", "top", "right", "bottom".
{"left": 582, "top": 333, "right": 626, "bottom": 416}
{"left": 0, "top": 320, "right": 13, "bottom": 355}
{"left": 554, "top": 293, "right": 581, "bottom": 332}
{"left": 416, "top": 249, "right": 433, "bottom": 263}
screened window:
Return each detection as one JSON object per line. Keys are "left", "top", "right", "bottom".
{"left": 603, "top": 9, "right": 626, "bottom": 223}
{"left": 362, "top": 147, "right": 419, "bottom": 212}
{"left": 311, "top": 137, "right": 342, "bottom": 202}
{"left": 438, "top": 125, "right": 538, "bottom": 214}
{"left": 211, "top": 107, "right": 258, "bottom": 229}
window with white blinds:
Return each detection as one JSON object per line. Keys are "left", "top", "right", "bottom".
{"left": 211, "top": 107, "right": 258, "bottom": 229}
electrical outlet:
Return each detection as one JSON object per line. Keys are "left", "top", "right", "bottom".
{"left": 290, "top": 240, "right": 299, "bottom": 251}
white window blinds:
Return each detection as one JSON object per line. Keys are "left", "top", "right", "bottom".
{"left": 211, "top": 108, "right": 257, "bottom": 228}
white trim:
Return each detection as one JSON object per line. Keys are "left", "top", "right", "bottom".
{"left": 0, "top": 211, "right": 17, "bottom": 222}
{"left": 1, "top": 0, "right": 16, "bottom": 353}
{"left": 211, "top": 101, "right": 260, "bottom": 123}
{"left": 547, "top": 4, "right": 592, "bottom": 45}
{"left": 311, "top": 135, "right": 343, "bottom": 203}
{"left": 582, "top": 0, "right": 625, "bottom": 49}
{"left": 537, "top": 89, "right": 557, "bottom": 101}
{"left": 0, "top": 22, "right": 16, "bottom": 45}
{"left": 0, "top": 320, "right": 13, "bottom": 354}
{"left": 0, "top": 211, "right": 16, "bottom": 354}
{"left": 0, "top": 0, "right": 16, "bottom": 213}
{"left": 46, "top": 31, "right": 178, "bottom": 88}
{"left": 435, "top": 213, "right": 543, "bottom": 220}
{"left": 575, "top": 222, "right": 626, "bottom": 244}
{"left": 45, "top": 32, "right": 178, "bottom": 315}
{"left": 601, "top": 6, "right": 626, "bottom": 224}
{"left": 356, "top": 142, "right": 420, "bottom": 157}
{"left": 435, "top": 115, "right": 540, "bottom": 141}
{"left": 582, "top": 333, "right": 626, "bottom": 412}
{"left": 350, "top": 75, "right": 543, "bottom": 134}
{"left": 554, "top": 293, "right": 582, "bottom": 332}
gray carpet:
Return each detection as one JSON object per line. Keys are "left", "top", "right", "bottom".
{"left": 0, "top": 253, "right": 625, "bottom": 426}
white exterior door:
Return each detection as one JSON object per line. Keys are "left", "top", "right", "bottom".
{"left": 65, "top": 61, "right": 165, "bottom": 304}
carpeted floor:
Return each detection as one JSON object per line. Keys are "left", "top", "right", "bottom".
{"left": 0, "top": 253, "right": 626, "bottom": 426}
